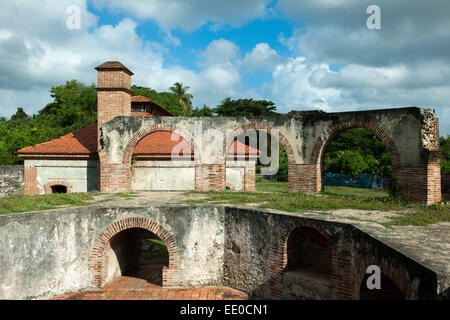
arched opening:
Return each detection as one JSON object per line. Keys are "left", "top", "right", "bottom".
{"left": 321, "top": 127, "right": 393, "bottom": 197}
{"left": 283, "top": 227, "right": 334, "bottom": 299}
{"left": 359, "top": 273, "right": 405, "bottom": 300}
{"left": 108, "top": 228, "right": 169, "bottom": 286}
{"left": 130, "top": 130, "right": 195, "bottom": 191}
{"left": 225, "top": 127, "right": 292, "bottom": 192}
{"left": 51, "top": 185, "right": 67, "bottom": 194}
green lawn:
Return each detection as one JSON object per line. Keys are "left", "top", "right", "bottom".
{"left": 0, "top": 192, "right": 94, "bottom": 215}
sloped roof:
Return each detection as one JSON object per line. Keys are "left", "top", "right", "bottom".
{"left": 17, "top": 124, "right": 259, "bottom": 158}
{"left": 95, "top": 61, "right": 134, "bottom": 75}
{"left": 131, "top": 96, "right": 175, "bottom": 116}
{"left": 16, "top": 124, "right": 98, "bottom": 156}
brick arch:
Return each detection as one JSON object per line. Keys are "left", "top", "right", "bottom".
{"left": 122, "top": 124, "right": 200, "bottom": 165}
{"left": 269, "top": 221, "right": 337, "bottom": 299}
{"left": 224, "top": 123, "right": 297, "bottom": 192}
{"left": 355, "top": 258, "right": 416, "bottom": 300}
{"left": 309, "top": 120, "right": 401, "bottom": 192}
{"left": 88, "top": 217, "right": 180, "bottom": 288}
{"left": 43, "top": 180, "right": 72, "bottom": 194}
{"left": 310, "top": 120, "right": 401, "bottom": 167}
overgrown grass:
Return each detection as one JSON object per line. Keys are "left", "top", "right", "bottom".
{"left": 255, "top": 178, "right": 289, "bottom": 193}
{"left": 323, "top": 185, "right": 389, "bottom": 198}
{"left": 184, "top": 181, "right": 450, "bottom": 227}
{"left": 0, "top": 192, "right": 94, "bottom": 215}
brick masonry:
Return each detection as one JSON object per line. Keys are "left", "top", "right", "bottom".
{"left": 88, "top": 216, "right": 180, "bottom": 288}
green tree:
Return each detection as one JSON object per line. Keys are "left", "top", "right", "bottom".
{"left": 190, "top": 105, "right": 214, "bottom": 117}
{"left": 169, "top": 82, "right": 193, "bottom": 115}
{"left": 324, "top": 128, "right": 392, "bottom": 177}
{"left": 440, "top": 136, "right": 450, "bottom": 174}
{"left": 214, "top": 98, "right": 278, "bottom": 116}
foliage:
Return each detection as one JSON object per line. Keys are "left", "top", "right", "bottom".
{"left": 440, "top": 136, "right": 450, "bottom": 174}
{"left": 190, "top": 105, "right": 215, "bottom": 117}
{"left": 169, "top": 82, "right": 194, "bottom": 115}
{"left": 0, "top": 80, "right": 97, "bottom": 165}
{"left": 214, "top": 98, "right": 278, "bottom": 116}
{"left": 324, "top": 128, "right": 392, "bottom": 177}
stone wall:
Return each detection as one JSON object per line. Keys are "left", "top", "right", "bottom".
{"left": 0, "top": 165, "right": 24, "bottom": 197}
{"left": 0, "top": 205, "right": 442, "bottom": 300}
{"left": 99, "top": 107, "right": 442, "bottom": 204}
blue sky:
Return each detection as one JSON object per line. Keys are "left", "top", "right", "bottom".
{"left": 0, "top": 0, "right": 449, "bottom": 135}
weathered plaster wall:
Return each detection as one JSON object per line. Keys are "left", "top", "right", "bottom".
{"left": 0, "top": 205, "right": 442, "bottom": 300}
{"left": 99, "top": 107, "right": 441, "bottom": 203}
{"left": 24, "top": 159, "right": 99, "bottom": 194}
{"left": 222, "top": 207, "right": 439, "bottom": 300}
{"left": 102, "top": 108, "right": 432, "bottom": 167}
{"left": 0, "top": 165, "right": 23, "bottom": 197}
{"left": 0, "top": 205, "right": 225, "bottom": 299}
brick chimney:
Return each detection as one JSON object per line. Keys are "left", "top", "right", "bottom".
{"left": 95, "top": 61, "right": 134, "bottom": 150}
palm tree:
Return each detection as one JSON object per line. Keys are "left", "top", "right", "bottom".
{"left": 169, "top": 82, "right": 193, "bottom": 115}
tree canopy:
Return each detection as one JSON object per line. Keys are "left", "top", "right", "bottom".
{"left": 169, "top": 82, "right": 193, "bottom": 115}
{"left": 214, "top": 98, "right": 278, "bottom": 117}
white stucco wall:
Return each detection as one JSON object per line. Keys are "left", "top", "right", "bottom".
{"left": 132, "top": 160, "right": 195, "bottom": 191}
{"left": 225, "top": 160, "right": 256, "bottom": 191}
{"left": 25, "top": 159, "right": 99, "bottom": 194}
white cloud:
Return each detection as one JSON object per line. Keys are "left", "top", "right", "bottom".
{"left": 198, "top": 39, "right": 240, "bottom": 68}
{"left": 92, "top": 0, "right": 269, "bottom": 31}
{"left": 0, "top": 1, "right": 244, "bottom": 117}
{"left": 242, "top": 43, "right": 285, "bottom": 72}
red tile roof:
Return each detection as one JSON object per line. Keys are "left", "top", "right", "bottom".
{"left": 131, "top": 112, "right": 152, "bottom": 117}
{"left": 17, "top": 124, "right": 259, "bottom": 159}
{"left": 16, "top": 124, "right": 98, "bottom": 157}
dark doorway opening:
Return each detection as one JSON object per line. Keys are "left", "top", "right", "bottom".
{"left": 51, "top": 185, "right": 67, "bottom": 194}
{"left": 109, "top": 228, "right": 169, "bottom": 285}
{"left": 283, "top": 227, "right": 334, "bottom": 299}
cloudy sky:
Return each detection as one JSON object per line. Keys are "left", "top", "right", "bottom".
{"left": 1, "top": 0, "right": 449, "bottom": 135}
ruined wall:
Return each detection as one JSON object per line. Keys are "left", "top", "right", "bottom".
{"left": 0, "top": 205, "right": 442, "bottom": 300}
{"left": 0, "top": 165, "right": 23, "bottom": 197}
{"left": 0, "top": 205, "right": 225, "bottom": 299}
{"left": 100, "top": 107, "right": 441, "bottom": 203}
{"left": 223, "top": 207, "right": 439, "bottom": 300}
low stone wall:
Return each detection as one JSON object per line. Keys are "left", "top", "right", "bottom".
{"left": 0, "top": 205, "right": 442, "bottom": 300}
{"left": 0, "top": 165, "right": 24, "bottom": 197}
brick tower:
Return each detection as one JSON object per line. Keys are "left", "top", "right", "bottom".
{"left": 95, "top": 61, "right": 134, "bottom": 192}
{"left": 95, "top": 61, "right": 133, "bottom": 149}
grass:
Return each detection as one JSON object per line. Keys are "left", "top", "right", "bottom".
{"left": 255, "top": 178, "right": 289, "bottom": 193}
{"left": 0, "top": 192, "right": 94, "bottom": 215}
{"left": 183, "top": 180, "right": 450, "bottom": 227}
{"left": 116, "top": 192, "right": 138, "bottom": 198}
